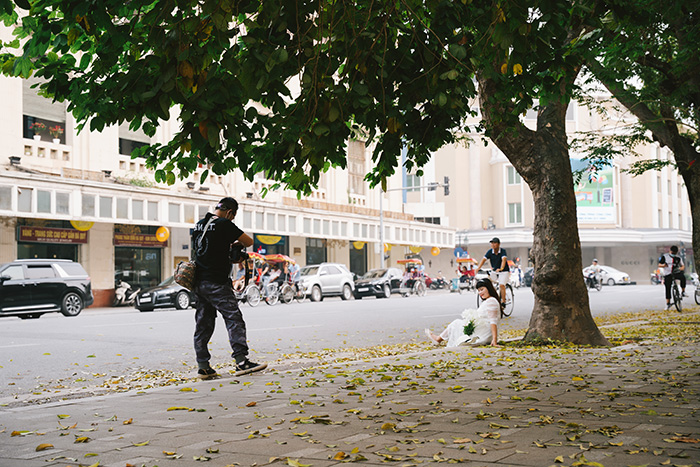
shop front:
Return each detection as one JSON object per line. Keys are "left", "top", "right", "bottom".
{"left": 305, "top": 238, "right": 327, "bottom": 265}
{"left": 349, "top": 241, "right": 367, "bottom": 276}
{"left": 114, "top": 225, "right": 166, "bottom": 290}
{"left": 16, "top": 219, "right": 87, "bottom": 261}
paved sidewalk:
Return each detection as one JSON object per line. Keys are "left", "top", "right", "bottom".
{"left": 1, "top": 331, "right": 699, "bottom": 467}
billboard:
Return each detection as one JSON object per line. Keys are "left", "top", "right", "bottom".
{"left": 571, "top": 159, "right": 616, "bottom": 224}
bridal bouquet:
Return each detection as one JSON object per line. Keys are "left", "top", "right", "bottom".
{"left": 461, "top": 308, "right": 480, "bottom": 336}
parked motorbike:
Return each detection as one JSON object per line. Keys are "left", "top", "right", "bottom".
{"left": 114, "top": 280, "right": 140, "bottom": 306}
{"left": 650, "top": 272, "right": 662, "bottom": 285}
{"left": 585, "top": 274, "right": 602, "bottom": 291}
{"left": 429, "top": 277, "right": 449, "bottom": 290}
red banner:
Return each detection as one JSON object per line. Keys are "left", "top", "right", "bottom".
{"left": 113, "top": 232, "right": 167, "bottom": 248}
{"left": 18, "top": 226, "right": 88, "bottom": 244}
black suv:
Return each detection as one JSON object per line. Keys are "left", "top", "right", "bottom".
{"left": 0, "top": 259, "right": 94, "bottom": 319}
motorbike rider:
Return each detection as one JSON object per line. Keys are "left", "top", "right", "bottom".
{"left": 585, "top": 259, "right": 602, "bottom": 287}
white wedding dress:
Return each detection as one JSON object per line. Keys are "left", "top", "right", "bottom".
{"left": 439, "top": 297, "right": 500, "bottom": 347}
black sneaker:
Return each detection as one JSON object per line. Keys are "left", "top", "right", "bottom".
{"left": 234, "top": 359, "right": 267, "bottom": 376}
{"left": 197, "top": 367, "right": 219, "bottom": 380}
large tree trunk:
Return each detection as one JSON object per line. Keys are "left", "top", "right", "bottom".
{"left": 478, "top": 75, "right": 610, "bottom": 346}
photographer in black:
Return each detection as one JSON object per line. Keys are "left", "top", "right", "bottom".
{"left": 191, "top": 197, "right": 266, "bottom": 379}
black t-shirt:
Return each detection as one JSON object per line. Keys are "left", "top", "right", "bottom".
{"left": 485, "top": 248, "right": 509, "bottom": 271}
{"left": 192, "top": 213, "right": 245, "bottom": 284}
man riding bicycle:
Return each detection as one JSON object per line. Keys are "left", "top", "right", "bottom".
{"left": 475, "top": 237, "right": 509, "bottom": 310}
{"left": 659, "top": 245, "right": 686, "bottom": 310}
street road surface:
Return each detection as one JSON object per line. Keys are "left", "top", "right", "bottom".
{"left": 0, "top": 284, "right": 681, "bottom": 402}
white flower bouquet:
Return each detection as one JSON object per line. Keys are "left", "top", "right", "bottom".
{"left": 461, "top": 308, "right": 481, "bottom": 336}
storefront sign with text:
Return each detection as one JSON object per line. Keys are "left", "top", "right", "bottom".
{"left": 18, "top": 226, "right": 88, "bottom": 244}
{"left": 113, "top": 233, "right": 168, "bottom": 248}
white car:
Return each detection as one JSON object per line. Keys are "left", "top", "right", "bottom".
{"left": 299, "top": 263, "right": 355, "bottom": 301}
{"left": 583, "top": 265, "right": 630, "bottom": 286}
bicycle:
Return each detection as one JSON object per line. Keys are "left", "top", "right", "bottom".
{"left": 670, "top": 277, "right": 683, "bottom": 312}
{"left": 476, "top": 278, "right": 514, "bottom": 318}
{"left": 400, "top": 278, "right": 427, "bottom": 297}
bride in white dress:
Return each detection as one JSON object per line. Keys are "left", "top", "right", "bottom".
{"left": 425, "top": 279, "right": 501, "bottom": 347}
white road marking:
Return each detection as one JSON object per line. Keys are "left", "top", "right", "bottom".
{"left": 252, "top": 324, "right": 322, "bottom": 332}
{"left": 82, "top": 321, "right": 170, "bottom": 328}
{"left": 0, "top": 343, "right": 41, "bottom": 349}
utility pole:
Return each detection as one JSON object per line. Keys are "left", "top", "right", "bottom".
{"left": 379, "top": 179, "right": 450, "bottom": 269}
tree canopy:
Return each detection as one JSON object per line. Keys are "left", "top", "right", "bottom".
{"left": 1, "top": 0, "right": 480, "bottom": 193}
{"left": 2, "top": 0, "right": 689, "bottom": 345}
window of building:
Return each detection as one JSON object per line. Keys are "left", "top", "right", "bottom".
{"left": 507, "top": 166, "right": 522, "bottom": 185}
{"left": 323, "top": 220, "right": 330, "bottom": 235}
{"left": 267, "top": 213, "right": 276, "bottom": 231}
{"left": 256, "top": 212, "right": 264, "bottom": 230}
{"left": 508, "top": 202, "right": 522, "bottom": 224}
{"left": 23, "top": 77, "right": 67, "bottom": 143}
{"left": 353, "top": 223, "right": 360, "bottom": 237}
{"left": 658, "top": 209, "right": 662, "bottom": 227}
{"left": 242, "top": 210, "right": 252, "bottom": 229}
{"left": 657, "top": 176, "right": 661, "bottom": 193}
{"left": 288, "top": 216, "right": 296, "bottom": 233}
{"left": 279, "top": 215, "right": 286, "bottom": 231}
{"left": 118, "top": 122, "right": 150, "bottom": 156}
{"left": 99, "top": 196, "right": 112, "bottom": 218}
{"left": 313, "top": 219, "right": 321, "bottom": 235}
{"left": 184, "top": 204, "right": 195, "bottom": 224}
{"left": 117, "top": 198, "right": 128, "bottom": 219}
{"left": 147, "top": 201, "right": 158, "bottom": 221}
{"left": 415, "top": 217, "right": 441, "bottom": 225}
{"left": 18, "top": 187, "right": 33, "bottom": 212}
{"left": 303, "top": 218, "right": 311, "bottom": 234}
{"left": 56, "top": 192, "right": 70, "bottom": 215}
{"left": 82, "top": 194, "right": 95, "bottom": 216}
{"left": 169, "top": 203, "right": 180, "bottom": 223}
{"left": 348, "top": 140, "right": 367, "bottom": 196}
{"left": 132, "top": 200, "right": 144, "bottom": 220}
{"left": 37, "top": 190, "right": 51, "bottom": 213}
{"left": 0, "top": 186, "right": 11, "bottom": 210}
{"left": 405, "top": 173, "right": 421, "bottom": 192}
{"left": 341, "top": 222, "right": 347, "bottom": 236}
{"left": 198, "top": 205, "right": 209, "bottom": 219}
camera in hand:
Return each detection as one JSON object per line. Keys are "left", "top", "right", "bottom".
{"left": 230, "top": 244, "right": 250, "bottom": 263}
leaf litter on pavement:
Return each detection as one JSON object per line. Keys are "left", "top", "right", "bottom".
{"left": 2, "top": 306, "right": 698, "bottom": 467}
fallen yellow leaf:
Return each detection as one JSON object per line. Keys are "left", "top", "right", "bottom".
{"left": 35, "top": 443, "right": 53, "bottom": 451}
{"left": 246, "top": 401, "right": 257, "bottom": 407}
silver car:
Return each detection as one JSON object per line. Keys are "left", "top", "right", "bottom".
{"left": 299, "top": 263, "right": 355, "bottom": 301}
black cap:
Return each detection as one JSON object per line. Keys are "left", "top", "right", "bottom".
{"left": 490, "top": 237, "right": 500, "bottom": 243}
{"left": 216, "top": 197, "right": 238, "bottom": 213}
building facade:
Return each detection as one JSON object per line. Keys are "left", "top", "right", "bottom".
{"left": 0, "top": 71, "right": 456, "bottom": 306}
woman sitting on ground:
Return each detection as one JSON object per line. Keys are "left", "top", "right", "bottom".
{"left": 425, "top": 279, "right": 501, "bottom": 347}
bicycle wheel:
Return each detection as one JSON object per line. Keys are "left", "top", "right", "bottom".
{"left": 246, "top": 285, "right": 261, "bottom": 307}
{"left": 501, "top": 284, "right": 514, "bottom": 317}
{"left": 294, "top": 285, "right": 306, "bottom": 303}
{"left": 672, "top": 284, "right": 682, "bottom": 312}
{"left": 265, "top": 284, "right": 279, "bottom": 306}
{"left": 416, "top": 281, "right": 427, "bottom": 297}
{"left": 280, "top": 284, "right": 294, "bottom": 304}
{"left": 695, "top": 288, "right": 700, "bottom": 306}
